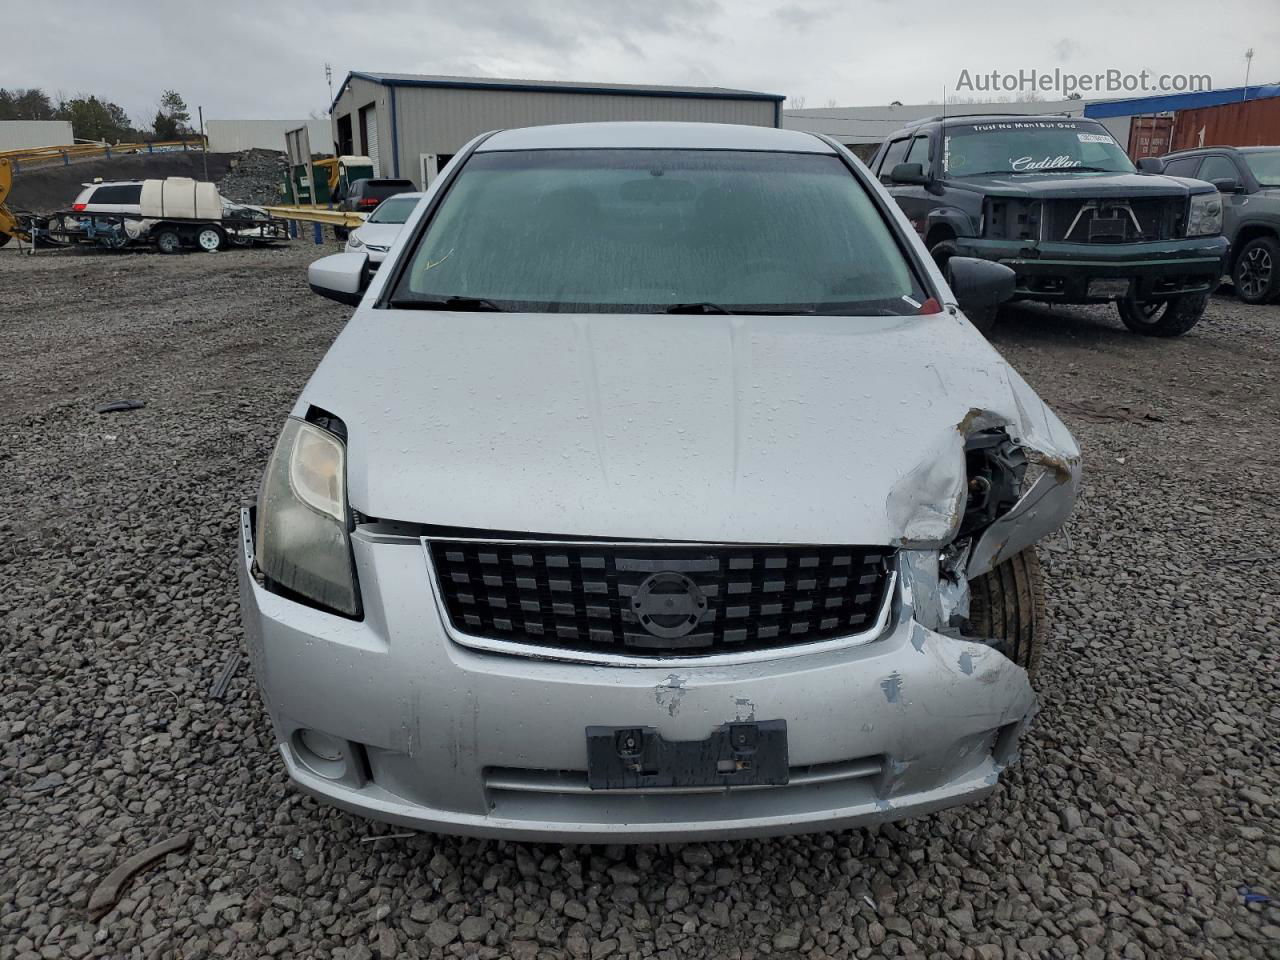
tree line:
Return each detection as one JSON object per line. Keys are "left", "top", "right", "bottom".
{"left": 0, "top": 87, "right": 193, "bottom": 144}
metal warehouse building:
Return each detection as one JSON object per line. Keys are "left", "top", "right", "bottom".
{"left": 329, "top": 72, "right": 785, "bottom": 188}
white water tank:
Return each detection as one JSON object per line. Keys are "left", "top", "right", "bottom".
{"left": 139, "top": 178, "right": 222, "bottom": 219}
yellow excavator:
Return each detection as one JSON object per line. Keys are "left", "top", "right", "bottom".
{"left": 0, "top": 157, "right": 27, "bottom": 247}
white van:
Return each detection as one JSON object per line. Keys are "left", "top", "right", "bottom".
{"left": 68, "top": 177, "right": 277, "bottom": 251}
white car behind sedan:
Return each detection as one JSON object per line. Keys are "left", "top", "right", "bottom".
{"left": 343, "top": 192, "right": 424, "bottom": 264}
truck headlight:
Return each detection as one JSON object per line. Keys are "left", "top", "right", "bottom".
{"left": 256, "top": 418, "right": 360, "bottom": 616}
{"left": 346, "top": 234, "right": 364, "bottom": 249}
{"left": 1186, "top": 193, "right": 1222, "bottom": 237}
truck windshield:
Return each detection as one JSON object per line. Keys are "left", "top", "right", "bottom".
{"left": 391, "top": 149, "right": 928, "bottom": 315}
{"left": 1243, "top": 150, "right": 1280, "bottom": 187}
{"left": 944, "top": 120, "right": 1135, "bottom": 177}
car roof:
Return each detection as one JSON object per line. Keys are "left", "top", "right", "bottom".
{"left": 379, "top": 192, "right": 425, "bottom": 201}
{"left": 477, "top": 122, "right": 832, "bottom": 154}
{"left": 82, "top": 180, "right": 145, "bottom": 187}
{"left": 899, "top": 112, "right": 1082, "bottom": 129}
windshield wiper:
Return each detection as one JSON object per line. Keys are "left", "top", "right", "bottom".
{"left": 390, "top": 295, "right": 504, "bottom": 312}
{"left": 666, "top": 302, "right": 732, "bottom": 314}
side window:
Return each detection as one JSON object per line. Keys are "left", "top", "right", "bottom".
{"left": 904, "top": 135, "right": 932, "bottom": 170}
{"left": 1197, "top": 155, "right": 1238, "bottom": 183}
{"left": 90, "top": 184, "right": 142, "bottom": 204}
{"left": 1162, "top": 157, "right": 1202, "bottom": 178}
{"left": 878, "top": 139, "right": 911, "bottom": 180}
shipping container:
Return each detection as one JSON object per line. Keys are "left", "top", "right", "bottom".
{"left": 1169, "top": 96, "right": 1280, "bottom": 150}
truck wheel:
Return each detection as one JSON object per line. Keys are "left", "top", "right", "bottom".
{"left": 1232, "top": 236, "right": 1280, "bottom": 304}
{"left": 966, "top": 547, "right": 1046, "bottom": 677}
{"left": 155, "top": 230, "right": 181, "bottom": 254}
{"left": 1116, "top": 291, "right": 1207, "bottom": 337}
{"left": 933, "top": 239, "right": 1000, "bottom": 334}
{"left": 196, "top": 226, "right": 224, "bottom": 253}
{"left": 334, "top": 226, "right": 349, "bottom": 241}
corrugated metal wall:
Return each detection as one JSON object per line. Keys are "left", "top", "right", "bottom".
{"left": 0, "top": 120, "right": 74, "bottom": 151}
{"left": 1170, "top": 97, "right": 1280, "bottom": 150}
{"left": 207, "top": 119, "right": 331, "bottom": 154}
{"left": 331, "top": 77, "right": 392, "bottom": 176}
{"left": 331, "top": 80, "right": 777, "bottom": 188}
{"left": 391, "top": 87, "right": 775, "bottom": 180}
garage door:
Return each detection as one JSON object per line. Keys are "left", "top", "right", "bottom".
{"left": 365, "top": 107, "right": 379, "bottom": 177}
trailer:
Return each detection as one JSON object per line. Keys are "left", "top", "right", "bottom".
{"left": 35, "top": 207, "right": 288, "bottom": 251}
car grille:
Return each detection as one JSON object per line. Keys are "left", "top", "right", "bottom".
{"left": 427, "top": 540, "right": 894, "bottom": 657}
{"left": 1040, "top": 196, "right": 1184, "bottom": 243}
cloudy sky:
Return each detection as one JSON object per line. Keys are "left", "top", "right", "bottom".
{"left": 8, "top": 0, "right": 1276, "bottom": 124}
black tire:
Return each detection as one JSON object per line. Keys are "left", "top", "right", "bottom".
{"left": 196, "top": 226, "right": 224, "bottom": 253}
{"left": 967, "top": 547, "right": 1046, "bottom": 676}
{"left": 1116, "top": 291, "right": 1207, "bottom": 337}
{"left": 0, "top": 231, "right": 9, "bottom": 249}
{"left": 155, "top": 229, "right": 182, "bottom": 254}
{"left": 1232, "top": 235, "right": 1280, "bottom": 304}
{"left": 333, "top": 226, "right": 349, "bottom": 241}
{"left": 932, "top": 238, "right": 999, "bottom": 334}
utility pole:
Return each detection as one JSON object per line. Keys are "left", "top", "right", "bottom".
{"left": 1243, "top": 48, "right": 1254, "bottom": 100}
{"left": 198, "top": 105, "right": 209, "bottom": 181}
{"left": 325, "top": 63, "right": 334, "bottom": 114}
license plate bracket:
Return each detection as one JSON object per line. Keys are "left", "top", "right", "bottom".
{"left": 586, "top": 720, "right": 789, "bottom": 790}
{"left": 1087, "top": 278, "right": 1131, "bottom": 299}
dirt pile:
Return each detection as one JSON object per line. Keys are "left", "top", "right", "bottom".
{"left": 5, "top": 151, "right": 234, "bottom": 214}
{"left": 216, "top": 149, "right": 288, "bottom": 206}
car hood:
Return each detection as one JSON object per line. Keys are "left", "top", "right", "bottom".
{"left": 350, "top": 223, "right": 404, "bottom": 248}
{"left": 297, "top": 309, "right": 1078, "bottom": 545}
{"left": 960, "top": 171, "right": 1202, "bottom": 199}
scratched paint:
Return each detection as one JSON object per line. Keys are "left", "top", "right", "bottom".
{"left": 654, "top": 674, "right": 687, "bottom": 717}
{"left": 880, "top": 672, "right": 903, "bottom": 704}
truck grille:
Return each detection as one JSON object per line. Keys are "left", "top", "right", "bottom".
{"left": 1041, "top": 196, "right": 1184, "bottom": 243}
{"left": 427, "top": 540, "right": 894, "bottom": 657}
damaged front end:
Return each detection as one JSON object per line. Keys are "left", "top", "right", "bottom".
{"left": 889, "top": 373, "right": 1081, "bottom": 661}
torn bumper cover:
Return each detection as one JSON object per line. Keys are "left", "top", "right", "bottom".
{"left": 238, "top": 513, "right": 1037, "bottom": 842}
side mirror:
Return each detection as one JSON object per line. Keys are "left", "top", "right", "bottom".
{"left": 1210, "top": 176, "right": 1242, "bottom": 193}
{"left": 1136, "top": 156, "right": 1165, "bottom": 174}
{"left": 308, "top": 251, "right": 369, "bottom": 306}
{"left": 947, "top": 256, "right": 1016, "bottom": 312}
{"left": 890, "top": 162, "right": 930, "bottom": 185}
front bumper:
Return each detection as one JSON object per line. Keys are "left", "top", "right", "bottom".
{"left": 237, "top": 511, "right": 1037, "bottom": 841}
{"left": 956, "top": 235, "right": 1229, "bottom": 303}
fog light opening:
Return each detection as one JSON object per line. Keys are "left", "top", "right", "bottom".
{"left": 293, "top": 729, "right": 349, "bottom": 780}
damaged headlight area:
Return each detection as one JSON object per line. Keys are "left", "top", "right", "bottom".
{"left": 1186, "top": 192, "right": 1223, "bottom": 237}
{"left": 256, "top": 417, "right": 361, "bottom": 617}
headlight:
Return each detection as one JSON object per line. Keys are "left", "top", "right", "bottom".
{"left": 256, "top": 418, "right": 360, "bottom": 616}
{"left": 1186, "top": 193, "right": 1222, "bottom": 237}
{"left": 347, "top": 234, "right": 364, "bottom": 249}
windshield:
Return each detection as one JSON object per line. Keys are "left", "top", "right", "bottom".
{"left": 944, "top": 120, "right": 1135, "bottom": 177}
{"left": 391, "top": 149, "right": 928, "bottom": 315}
{"left": 368, "top": 196, "right": 419, "bottom": 224}
{"left": 1243, "top": 150, "right": 1280, "bottom": 187}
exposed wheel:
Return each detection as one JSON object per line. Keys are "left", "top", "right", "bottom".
{"left": 155, "top": 229, "right": 182, "bottom": 254}
{"left": 1232, "top": 235, "right": 1280, "bottom": 304}
{"left": 1116, "top": 291, "right": 1207, "bottom": 337}
{"left": 44, "top": 215, "right": 74, "bottom": 246}
{"left": 966, "top": 547, "right": 1046, "bottom": 676}
{"left": 0, "top": 231, "right": 9, "bottom": 249}
{"left": 196, "top": 226, "right": 224, "bottom": 252}
{"left": 933, "top": 238, "right": 999, "bottom": 334}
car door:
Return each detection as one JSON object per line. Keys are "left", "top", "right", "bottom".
{"left": 892, "top": 134, "right": 937, "bottom": 238}
{"left": 1196, "top": 153, "right": 1250, "bottom": 242}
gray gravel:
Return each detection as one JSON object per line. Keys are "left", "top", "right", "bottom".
{"left": 217, "top": 149, "right": 290, "bottom": 207}
{"left": 1, "top": 242, "right": 1278, "bottom": 960}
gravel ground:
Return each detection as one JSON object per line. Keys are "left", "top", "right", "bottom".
{"left": 1, "top": 242, "right": 1277, "bottom": 960}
